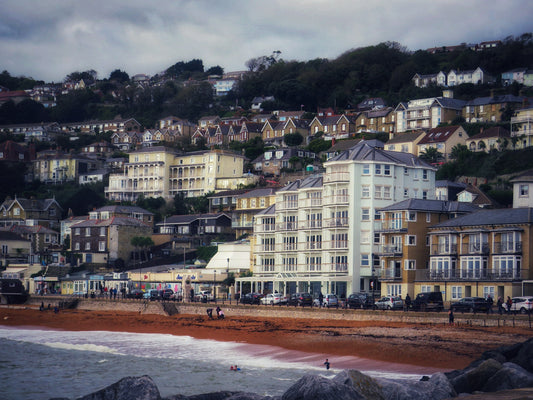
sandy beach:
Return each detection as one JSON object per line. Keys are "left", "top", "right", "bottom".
{"left": 1, "top": 306, "right": 532, "bottom": 371}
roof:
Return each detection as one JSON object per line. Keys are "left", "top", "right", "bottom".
{"left": 379, "top": 199, "right": 479, "bottom": 213}
{"left": 93, "top": 205, "right": 154, "bottom": 215}
{"left": 510, "top": 169, "right": 533, "bottom": 183}
{"left": 236, "top": 188, "right": 279, "bottom": 198}
{"left": 71, "top": 217, "right": 151, "bottom": 228}
{"left": 326, "top": 140, "right": 435, "bottom": 169}
{"left": 160, "top": 213, "right": 230, "bottom": 225}
{"left": 418, "top": 126, "right": 463, "bottom": 145}
{"left": 467, "top": 126, "right": 510, "bottom": 140}
{"left": 386, "top": 131, "right": 425, "bottom": 144}
{"left": 458, "top": 185, "right": 495, "bottom": 207}
{"left": 432, "top": 208, "right": 533, "bottom": 228}
{"left": 466, "top": 95, "right": 525, "bottom": 107}
{"left": 0, "top": 230, "right": 29, "bottom": 241}
{"left": 255, "top": 204, "right": 276, "bottom": 216}
{"left": 327, "top": 139, "right": 363, "bottom": 152}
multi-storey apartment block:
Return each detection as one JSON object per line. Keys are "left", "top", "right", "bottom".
{"left": 376, "top": 199, "right": 479, "bottom": 298}
{"left": 105, "top": 147, "right": 247, "bottom": 201}
{"left": 245, "top": 141, "right": 436, "bottom": 297}
{"left": 510, "top": 107, "right": 533, "bottom": 149}
{"left": 232, "top": 188, "right": 278, "bottom": 239}
{"left": 424, "top": 208, "right": 533, "bottom": 302}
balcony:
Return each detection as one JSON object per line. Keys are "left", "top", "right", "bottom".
{"left": 493, "top": 241, "right": 522, "bottom": 254}
{"left": 430, "top": 244, "right": 457, "bottom": 256}
{"left": 231, "top": 220, "right": 253, "bottom": 229}
{"left": 374, "top": 220, "right": 407, "bottom": 232}
{"left": 461, "top": 243, "right": 489, "bottom": 255}
{"left": 379, "top": 266, "right": 402, "bottom": 280}
{"left": 324, "top": 218, "right": 349, "bottom": 228}
{"left": 323, "top": 172, "right": 350, "bottom": 183}
{"left": 323, "top": 195, "right": 349, "bottom": 205}
{"left": 375, "top": 245, "right": 402, "bottom": 256}
{"left": 415, "top": 269, "right": 528, "bottom": 281}
{"left": 255, "top": 224, "right": 276, "bottom": 233}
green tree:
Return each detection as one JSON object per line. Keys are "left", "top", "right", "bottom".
{"left": 284, "top": 132, "right": 303, "bottom": 146}
{"left": 419, "top": 147, "right": 443, "bottom": 164}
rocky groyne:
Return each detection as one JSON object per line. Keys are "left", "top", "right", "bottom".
{"left": 49, "top": 338, "right": 533, "bottom": 400}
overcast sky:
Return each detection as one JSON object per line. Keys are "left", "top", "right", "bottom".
{"left": 1, "top": 0, "right": 532, "bottom": 83}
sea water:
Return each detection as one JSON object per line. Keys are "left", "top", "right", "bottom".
{"left": 0, "top": 327, "right": 442, "bottom": 400}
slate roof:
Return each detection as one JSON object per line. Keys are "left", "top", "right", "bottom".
{"left": 467, "top": 126, "right": 510, "bottom": 140}
{"left": 510, "top": 169, "right": 533, "bottom": 183}
{"left": 94, "top": 205, "right": 154, "bottom": 215}
{"left": 466, "top": 95, "right": 525, "bottom": 107}
{"left": 386, "top": 131, "right": 425, "bottom": 144}
{"left": 378, "top": 199, "right": 479, "bottom": 213}
{"left": 236, "top": 188, "right": 279, "bottom": 198}
{"left": 418, "top": 126, "right": 462, "bottom": 145}
{"left": 327, "top": 140, "right": 434, "bottom": 169}
{"left": 255, "top": 204, "right": 276, "bottom": 216}
{"left": 72, "top": 217, "right": 151, "bottom": 228}
{"left": 432, "top": 208, "right": 533, "bottom": 228}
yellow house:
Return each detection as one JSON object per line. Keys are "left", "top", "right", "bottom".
{"left": 417, "top": 125, "right": 467, "bottom": 161}
{"left": 232, "top": 188, "right": 278, "bottom": 239}
{"left": 385, "top": 131, "right": 426, "bottom": 156}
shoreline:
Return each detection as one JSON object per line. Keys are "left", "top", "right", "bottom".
{"left": 1, "top": 306, "right": 532, "bottom": 371}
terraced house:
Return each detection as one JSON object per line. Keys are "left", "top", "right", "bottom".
{"left": 243, "top": 141, "right": 436, "bottom": 297}
{"left": 425, "top": 208, "right": 533, "bottom": 303}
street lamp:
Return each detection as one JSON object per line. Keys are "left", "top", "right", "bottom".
{"left": 227, "top": 258, "right": 230, "bottom": 304}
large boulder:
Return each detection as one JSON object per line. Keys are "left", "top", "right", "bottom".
{"left": 449, "top": 358, "right": 502, "bottom": 394}
{"left": 509, "top": 338, "right": 533, "bottom": 372}
{"left": 281, "top": 374, "right": 364, "bottom": 400}
{"left": 482, "top": 362, "right": 533, "bottom": 392}
{"left": 376, "top": 372, "right": 455, "bottom": 400}
{"left": 164, "top": 392, "right": 272, "bottom": 400}
{"left": 77, "top": 375, "right": 161, "bottom": 400}
{"left": 333, "top": 370, "right": 385, "bottom": 400}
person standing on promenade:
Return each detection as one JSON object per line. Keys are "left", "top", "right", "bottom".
{"left": 318, "top": 292, "right": 323, "bottom": 308}
{"left": 324, "top": 359, "right": 330, "bottom": 370}
{"left": 448, "top": 308, "right": 454, "bottom": 325}
{"left": 487, "top": 295, "right": 493, "bottom": 313}
{"left": 405, "top": 294, "right": 411, "bottom": 311}
{"left": 506, "top": 296, "right": 513, "bottom": 314}
{"left": 497, "top": 296, "right": 504, "bottom": 314}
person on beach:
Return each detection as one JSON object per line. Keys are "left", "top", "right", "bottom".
{"left": 324, "top": 359, "right": 330, "bottom": 370}
{"left": 206, "top": 308, "right": 213, "bottom": 319}
{"left": 318, "top": 292, "right": 323, "bottom": 308}
{"left": 448, "top": 308, "right": 454, "bottom": 325}
{"left": 497, "top": 296, "right": 504, "bottom": 314}
{"left": 405, "top": 294, "right": 411, "bottom": 311}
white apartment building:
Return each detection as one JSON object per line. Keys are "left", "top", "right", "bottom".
{"left": 243, "top": 141, "right": 436, "bottom": 297}
{"left": 105, "top": 147, "right": 246, "bottom": 201}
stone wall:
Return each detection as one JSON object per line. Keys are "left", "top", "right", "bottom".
{"left": 25, "top": 296, "right": 533, "bottom": 328}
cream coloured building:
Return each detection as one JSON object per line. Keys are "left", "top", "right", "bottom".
{"left": 105, "top": 147, "right": 247, "bottom": 201}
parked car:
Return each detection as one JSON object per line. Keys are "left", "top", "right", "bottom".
{"left": 127, "top": 289, "right": 144, "bottom": 299}
{"left": 505, "top": 296, "right": 533, "bottom": 314}
{"left": 143, "top": 289, "right": 160, "bottom": 300}
{"left": 347, "top": 293, "right": 375, "bottom": 309}
{"left": 374, "top": 296, "right": 403, "bottom": 310}
{"left": 315, "top": 294, "right": 339, "bottom": 308}
{"left": 160, "top": 289, "right": 174, "bottom": 300}
{"left": 195, "top": 290, "right": 214, "bottom": 302}
{"left": 450, "top": 297, "right": 490, "bottom": 313}
{"left": 261, "top": 293, "right": 286, "bottom": 305}
{"left": 412, "top": 291, "right": 444, "bottom": 312}
{"left": 287, "top": 292, "right": 313, "bottom": 307}
{"left": 240, "top": 292, "right": 263, "bottom": 305}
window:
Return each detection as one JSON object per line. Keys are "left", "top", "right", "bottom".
{"left": 100, "top": 227, "right": 105, "bottom": 236}
{"left": 407, "top": 211, "right": 416, "bottom": 221}
{"left": 407, "top": 235, "right": 416, "bottom": 245}
{"left": 426, "top": 213, "right": 431, "bottom": 223}
{"left": 361, "top": 231, "right": 370, "bottom": 243}
{"left": 361, "top": 254, "right": 370, "bottom": 266}
{"left": 404, "top": 189, "right": 409, "bottom": 198}
{"left": 422, "top": 169, "right": 428, "bottom": 180}
{"left": 99, "top": 241, "right": 105, "bottom": 251}
{"left": 383, "top": 186, "right": 391, "bottom": 199}
{"left": 374, "top": 233, "right": 381, "bottom": 244}
{"left": 75, "top": 228, "right": 80, "bottom": 236}
{"left": 362, "top": 164, "right": 370, "bottom": 174}
{"left": 384, "top": 165, "right": 391, "bottom": 176}
{"left": 404, "top": 260, "right": 416, "bottom": 270}
{"left": 85, "top": 228, "right": 91, "bottom": 236}
{"left": 361, "top": 209, "right": 370, "bottom": 221}
{"left": 85, "top": 242, "right": 91, "bottom": 250}
{"left": 483, "top": 286, "right": 495, "bottom": 299}
{"left": 362, "top": 186, "right": 370, "bottom": 198}
{"left": 421, "top": 285, "right": 432, "bottom": 293}
{"left": 375, "top": 164, "right": 381, "bottom": 175}
{"left": 422, "top": 190, "right": 428, "bottom": 200}
{"left": 451, "top": 286, "right": 463, "bottom": 300}
{"left": 520, "top": 185, "right": 529, "bottom": 197}
{"left": 75, "top": 243, "right": 80, "bottom": 250}
{"left": 374, "top": 185, "right": 382, "bottom": 199}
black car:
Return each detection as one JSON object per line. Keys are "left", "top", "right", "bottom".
{"left": 127, "top": 289, "right": 144, "bottom": 299}
{"left": 287, "top": 292, "right": 313, "bottom": 307}
{"left": 240, "top": 292, "right": 263, "bottom": 305}
{"left": 412, "top": 291, "right": 444, "bottom": 312}
{"left": 160, "top": 289, "right": 174, "bottom": 300}
{"left": 347, "top": 293, "right": 375, "bottom": 309}
{"left": 451, "top": 297, "right": 490, "bottom": 313}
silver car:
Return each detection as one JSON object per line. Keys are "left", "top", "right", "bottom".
{"left": 505, "top": 296, "right": 533, "bottom": 314}
{"left": 374, "top": 296, "right": 403, "bottom": 310}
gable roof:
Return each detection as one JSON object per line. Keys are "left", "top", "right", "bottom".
{"left": 467, "top": 126, "right": 510, "bottom": 140}
{"left": 386, "top": 131, "right": 425, "bottom": 144}
{"left": 418, "top": 126, "right": 463, "bottom": 144}
{"left": 379, "top": 198, "right": 479, "bottom": 213}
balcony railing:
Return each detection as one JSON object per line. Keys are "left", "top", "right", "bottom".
{"left": 324, "top": 218, "right": 349, "bottom": 228}
{"left": 323, "top": 172, "right": 350, "bottom": 183}
{"left": 375, "top": 245, "right": 403, "bottom": 256}
{"left": 374, "top": 220, "right": 407, "bottom": 232}
{"left": 322, "top": 195, "right": 349, "bottom": 205}
{"left": 254, "top": 224, "right": 276, "bottom": 233}
{"left": 415, "top": 269, "right": 528, "bottom": 281}
{"left": 379, "top": 267, "right": 402, "bottom": 280}
{"left": 461, "top": 243, "right": 490, "bottom": 255}
{"left": 430, "top": 244, "right": 458, "bottom": 255}
{"left": 493, "top": 241, "right": 522, "bottom": 254}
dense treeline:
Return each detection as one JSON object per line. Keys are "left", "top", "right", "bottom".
{"left": 1, "top": 34, "right": 532, "bottom": 128}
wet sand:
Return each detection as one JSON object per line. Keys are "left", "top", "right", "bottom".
{"left": 1, "top": 306, "right": 532, "bottom": 371}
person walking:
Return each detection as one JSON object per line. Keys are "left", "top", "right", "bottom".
{"left": 448, "top": 308, "right": 454, "bottom": 325}
{"left": 506, "top": 296, "right": 513, "bottom": 314}
{"left": 486, "top": 295, "right": 493, "bottom": 314}
{"left": 318, "top": 292, "right": 324, "bottom": 308}
{"left": 405, "top": 294, "right": 411, "bottom": 311}
{"left": 497, "top": 296, "right": 504, "bottom": 315}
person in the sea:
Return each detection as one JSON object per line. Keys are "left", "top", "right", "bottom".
{"left": 324, "top": 358, "right": 330, "bottom": 370}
